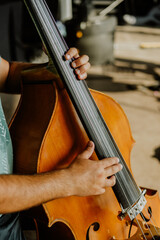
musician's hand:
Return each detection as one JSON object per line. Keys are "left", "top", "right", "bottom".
{"left": 66, "top": 141, "right": 123, "bottom": 197}
{"left": 64, "top": 47, "right": 90, "bottom": 80}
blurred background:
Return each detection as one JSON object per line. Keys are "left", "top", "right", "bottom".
{"left": 0, "top": 0, "right": 160, "bottom": 215}
{"left": 1, "top": 0, "right": 160, "bottom": 62}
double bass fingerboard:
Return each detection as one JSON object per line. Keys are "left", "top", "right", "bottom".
{"left": 23, "top": 0, "right": 141, "bottom": 211}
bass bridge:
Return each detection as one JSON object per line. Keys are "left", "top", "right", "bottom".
{"left": 118, "top": 190, "right": 147, "bottom": 221}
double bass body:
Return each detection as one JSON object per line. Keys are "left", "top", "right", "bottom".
{"left": 9, "top": 64, "right": 160, "bottom": 239}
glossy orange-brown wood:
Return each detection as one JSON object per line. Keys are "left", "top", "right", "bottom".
{"left": 9, "top": 64, "right": 160, "bottom": 240}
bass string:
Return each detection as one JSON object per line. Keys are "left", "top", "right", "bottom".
{"left": 32, "top": 0, "right": 141, "bottom": 211}
{"left": 143, "top": 203, "right": 159, "bottom": 236}
{"left": 139, "top": 213, "right": 157, "bottom": 240}
{"left": 135, "top": 217, "right": 149, "bottom": 240}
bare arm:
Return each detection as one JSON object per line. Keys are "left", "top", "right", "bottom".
{"left": 0, "top": 141, "right": 122, "bottom": 214}
{"left": 0, "top": 58, "right": 10, "bottom": 92}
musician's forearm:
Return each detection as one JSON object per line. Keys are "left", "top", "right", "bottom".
{"left": 0, "top": 142, "right": 122, "bottom": 214}
{"left": 0, "top": 170, "right": 72, "bottom": 214}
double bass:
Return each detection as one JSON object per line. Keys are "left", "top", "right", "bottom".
{"left": 9, "top": 0, "right": 160, "bottom": 239}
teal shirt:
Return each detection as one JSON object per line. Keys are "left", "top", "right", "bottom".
{"left": 0, "top": 99, "right": 13, "bottom": 174}
{"left": 0, "top": 57, "right": 13, "bottom": 217}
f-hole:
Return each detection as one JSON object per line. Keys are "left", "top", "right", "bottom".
{"left": 140, "top": 206, "right": 152, "bottom": 222}
{"left": 86, "top": 222, "right": 100, "bottom": 240}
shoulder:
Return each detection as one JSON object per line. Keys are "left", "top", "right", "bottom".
{"left": 0, "top": 57, "right": 9, "bottom": 92}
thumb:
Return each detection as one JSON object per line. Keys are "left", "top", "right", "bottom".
{"left": 78, "top": 141, "right": 95, "bottom": 159}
